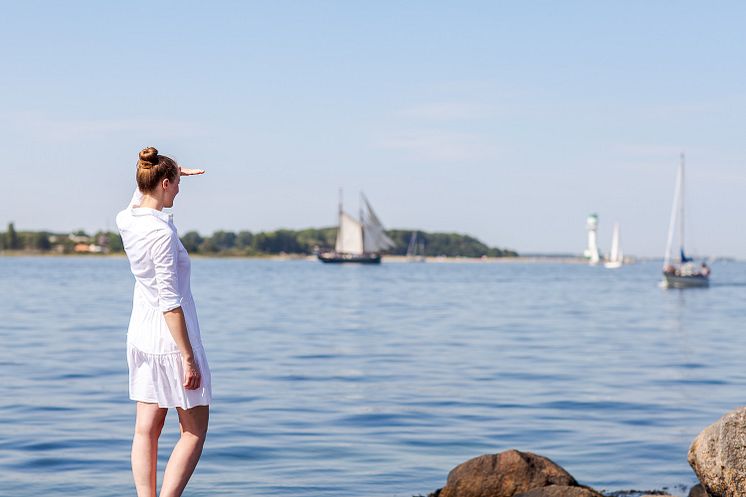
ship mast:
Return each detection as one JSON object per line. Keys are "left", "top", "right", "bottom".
{"left": 338, "top": 188, "right": 343, "bottom": 251}
{"left": 360, "top": 191, "right": 366, "bottom": 254}
{"left": 679, "top": 153, "right": 685, "bottom": 260}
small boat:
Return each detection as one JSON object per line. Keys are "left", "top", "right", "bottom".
{"left": 662, "top": 262, "right": 710, "bottom": 288}
{"left": 406, "top": 231, "right": 426, "bottom": 262}
{"left": 604, "top": 222, "right": 623, "bottom": 269}
{"left": 318, "top": 191, "right": 395, "bottom": 264}
{"left": 660, "top": 154, "right": 710, "bottom": 288}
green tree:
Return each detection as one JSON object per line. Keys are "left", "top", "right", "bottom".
{"left": 385, "top": 229, "right": 516, "bottom": 257}
{"left": 107, "top": 231, "right": 124, "bottom": 252}
{"left": 199, "top": 238, "right": 218, "bottom": 253}
{"left": 180, "top": 231, "right": 203, "bottom": 253}
{"left": 235, "top": 231, "right": 254, "bottom": 250}
{"left": 210, "top": 231, "right": 237, "bottom": 252}
{"left": 7, "top": 222, "right": 19, "bottom": 250}
{"left": 154, "top": 226, "right": 515, "bottom": 258}
{"left": 32, "top": 232, "right": 52, "bottom": 251}
{"left": 295, "top": 227, "right": 337, "bottom": 252}
{"left": 252, "top": 230, "right": 302, "bottom": 254}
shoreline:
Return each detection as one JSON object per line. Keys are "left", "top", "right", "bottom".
{"left": 383, "top": 255, "right": 593, "bottom": 264}
{"left": 0, "top": 251, "right": 611, "bottom": 264}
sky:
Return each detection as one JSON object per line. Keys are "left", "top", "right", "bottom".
{"left": 2, "top": 1, "right": 746, "bottom": 257}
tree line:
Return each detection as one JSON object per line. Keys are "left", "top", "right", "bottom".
{"left": 0, "top": 222, "right": 517, "bottom": 258}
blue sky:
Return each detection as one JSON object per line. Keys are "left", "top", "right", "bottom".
{"left": 2, "top": 1, "right": 745, "bottom": 257}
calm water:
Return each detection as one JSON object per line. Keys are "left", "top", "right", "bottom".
{"left": 2, "top": 256, "right": 746, "bottom": 496}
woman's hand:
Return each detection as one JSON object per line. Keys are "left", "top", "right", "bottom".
{"left": 180, "top": 167, "right": 205, "bottom": 176}
{"left": 183, "top": 357, "right": 202, "bottom": 390}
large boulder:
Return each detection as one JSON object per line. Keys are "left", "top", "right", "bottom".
{"left": 514, "top": 485, "right": 604, "bottom": 497}
{"left": 688, "top": 484, "right": 711, "bottom": 497}
{"left": 688, "top": 407, "right": 746, "bottom": 496}
{"left": 438, "top": 449, "right": 579, "bottom": 497}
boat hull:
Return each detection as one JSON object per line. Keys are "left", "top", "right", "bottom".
{"left": 318, "top": 252, "right": 382, "bottom": 264}
{"left": 661, "top": 273, "right": 709, "bottom": 288}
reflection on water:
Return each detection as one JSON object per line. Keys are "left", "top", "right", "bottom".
{"left": 2, "top": 257, "right": 746, "bottom": 496}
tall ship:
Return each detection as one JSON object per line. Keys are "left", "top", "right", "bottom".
{"left": 318, "top": 191, "right": 395, "bottom": 264}
{"left": 661, "top": 154, "right": 710, "bottom": 288}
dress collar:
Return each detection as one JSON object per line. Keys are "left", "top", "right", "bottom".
{"left": 131, "top": 207, "right": 173, "bottom": 223}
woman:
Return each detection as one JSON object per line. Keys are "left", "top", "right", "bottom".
{"left": 116, "top": 147, "right": 211, "bottom": 497}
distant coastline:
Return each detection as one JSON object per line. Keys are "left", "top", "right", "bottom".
{"left": 0, "top": 223, "right": 518, "bottom": 259}
{"left": 0, "top": 251, "right": 601, "bottom": 264}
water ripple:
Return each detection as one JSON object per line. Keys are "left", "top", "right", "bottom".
{"left": 3, "top": 257, "right": 746, "bottom": 496}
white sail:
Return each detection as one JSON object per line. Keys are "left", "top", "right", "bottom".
{"left": 605, "top": 222, "right": 623, "bottom": 268}
{"left": 406, "top": 231, "right": 426, "bottom": 262}
{"left": 335, "top": 211, "right": 364, "bottom": 254}
{"left": 407, "top": 231, "right": 417, "bottom": 257}
{"left": 664, "top": 157, "right": 683, "bottom": 266}
{"left": 609, "top": 223, "right": 620, "bottom": 262}
{"left": 361, "top": 194, "right": 395, "bottom": 253}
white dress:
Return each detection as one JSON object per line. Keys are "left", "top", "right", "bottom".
{"left": 116, "top": 190, "right": 211, "bottom": 409}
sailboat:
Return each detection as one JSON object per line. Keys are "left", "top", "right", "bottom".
{"left": 406, "top": 231, "right": 426, "bottom": 262}
{"left": 604, "top": 223, "right": 623, "bottom": 269}
{"left": 318, "top": 191, "right": 396, "bottom": 264}
{"left": 661, "top": 154, "right": 710, "bottom": 288}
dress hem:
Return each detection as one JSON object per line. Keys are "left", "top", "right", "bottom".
{"left": 130, "top": 395, "right": 211, "bottom": 410}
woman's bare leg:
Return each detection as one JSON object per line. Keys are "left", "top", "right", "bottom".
{"left": 132, "top": 402, "right": 168, "bottom": 497}
{"left": 160, "top": 405, "right": 209, "bottom": 497}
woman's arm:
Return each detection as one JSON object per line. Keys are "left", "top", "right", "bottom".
{"left": 150, "top": 227, "right": 201, "bottom": 390}
{"left": 126, "top": 167, "right": 203, "bottom": 209}
{"left": 180, "top": 167, "right": 205, "bottom": 176}
{"left": 163, "top": 308, "right": 201, "bottom": 390}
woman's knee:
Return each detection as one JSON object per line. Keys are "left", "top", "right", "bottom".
{"left": 135, "top": 403, "right": 167, "bottom": 438}
{"left": 135, "top": 418, "right": 166, "bottom": 439}
{"left": 177, "top": 405, "right": 209, "bottom": 440}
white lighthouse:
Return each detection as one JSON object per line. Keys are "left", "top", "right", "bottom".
{"left": 584, "top": 213, "right": 601, "bottom": 265}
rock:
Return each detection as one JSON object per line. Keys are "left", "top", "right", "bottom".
{"left": 688, "top": 407, "right": 746, "bottom": 496}
{"left": 514, "top": 484, "right": 604, "bottom": 497}
{"left": 438, "top": 449, "right": 579, "bottom": 497}
{"left": 687, "top": 484, "right": 711, "bottom": 497}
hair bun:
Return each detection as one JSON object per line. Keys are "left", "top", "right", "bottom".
{"left": 138, "top": 147, "right": 160, "bottom": 169}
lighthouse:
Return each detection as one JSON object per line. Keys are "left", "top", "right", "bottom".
{"left": 584, "top": 213, "right": 601, "bottom": 264}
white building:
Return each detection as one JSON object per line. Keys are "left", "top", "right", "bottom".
{"left": 583, "top": 213, "right": 601, "bottom": 264}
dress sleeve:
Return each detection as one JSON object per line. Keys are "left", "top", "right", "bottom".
{"left": 149, "top": 227, "right": 183, "bottom": 312}
{"left": 128, "top": 188, "right": 143, "bottom": 208}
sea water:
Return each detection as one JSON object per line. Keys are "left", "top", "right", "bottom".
{"left": 2, "top": 256, "right": 746, "bottom": 496}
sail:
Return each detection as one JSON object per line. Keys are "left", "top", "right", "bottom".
{"left": 609, "top": 223, "right": 620, "bottom": 262}
{"left": 664, "top": 159, "right": 683, "bottom": 266}
{"left": 361, "top": 194, "right": 395, "bottom": 253}
{"left": 335, "top": 211, "right": 364, "bottom": 254}
{"left": 407, "top": 231, "right": 417, "bottom": 257}
{"left": 680, "top": 248, "right": 692, "bottom": 263}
